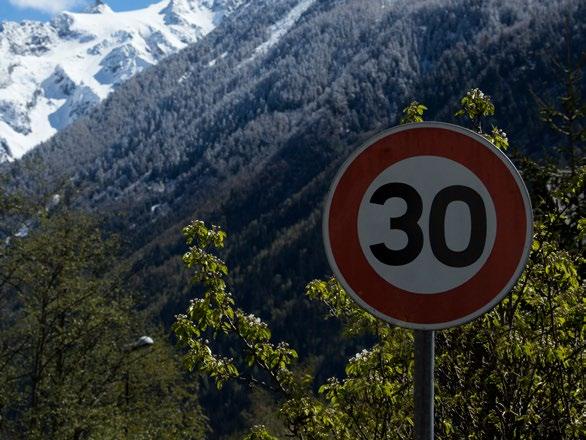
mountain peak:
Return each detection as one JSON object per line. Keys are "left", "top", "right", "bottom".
{"left": 0, "top": 0, "right": 243, "bottom": 161}
{"left": 86, "top": 0, "right": 113, "bottom": 14}
{"left": 162, "top": 0, "right": 213, "bottom": 26}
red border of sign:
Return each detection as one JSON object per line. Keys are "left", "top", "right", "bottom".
{"left": 323, "top": 122, "right": 533, "bottom": 329}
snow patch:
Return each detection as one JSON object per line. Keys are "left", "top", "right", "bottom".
{"left": 246, "top": 0, "right": 315, "bottom": 64}
{"left": 15, "top": 224, "right": 29, "bottom": 238}
{"left": 0, "top": 138, "right": 11, "bottom": 161}
{"left": 0, "top": 99, "right": 32, "bottom": 135}
{"left": 0, "top": 0, "right": 239, "bottom": 161}
{"left": 41, "top": 66, "right": 76, "bottom": 99}
{"left": 207, "top": 51, "right": 228, "bottom": 67}
{"left": 48, "top": 85, "right": 99, "bottom": 130}
{"left": 95, "top": 45, "right": 152, "bottom": 85}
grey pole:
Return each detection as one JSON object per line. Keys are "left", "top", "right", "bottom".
{"left": 123, "top": 336, "right": 154, "bottom": 438}
{"left": 414, "top": 330, "right": 434, "bottom": 440}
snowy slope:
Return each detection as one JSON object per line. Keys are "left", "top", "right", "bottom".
{"left": 0, "top": 0, "right": 244, "bottom": 161}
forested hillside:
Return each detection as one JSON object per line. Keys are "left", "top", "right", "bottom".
{"left": 3, "top": 0, "right": 585, "bottom": 436}
{"left": 10, "top": 0, "right": 584, "bottom": 293}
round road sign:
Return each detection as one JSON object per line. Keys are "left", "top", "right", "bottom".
{"left": 323, "top": 122, "right": 532, "bottom": 330}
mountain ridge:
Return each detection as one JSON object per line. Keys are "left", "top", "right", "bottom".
{"left": 0, "top": 0, "right": 246, "bottom": 161}
{"left": 12, "top": 0, "right": 583, "bottom": 319}
{"left": 12, "top": 0, "right": 584, "bottom": 253}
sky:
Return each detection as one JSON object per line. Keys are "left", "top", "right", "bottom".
{"left": 0, "top": 0, "right": 159, "bottom": 22}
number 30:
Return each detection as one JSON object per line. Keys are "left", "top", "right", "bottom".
{"left": 369, "top": 183, "right": 487, "bottom": 268}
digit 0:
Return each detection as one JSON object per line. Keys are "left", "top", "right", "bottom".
{"left": 429, "top": 185, "right": 487, "bottom": 267}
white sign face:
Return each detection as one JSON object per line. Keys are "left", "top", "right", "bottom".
{"left": 323, "top": 122, "right": 533, "bottom": 329}
{"left": 357, "top": 156, "right": 497, "bottom": 294}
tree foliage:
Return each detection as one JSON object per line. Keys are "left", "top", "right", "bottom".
{"left": 535, "top": 56, "right": 586, "bottom": 174}
{"left": 400, "top": 101, "right": 428, "bottom": 124}
{"left": 0, "top": 198, "right": 207, "bottom": 439}
{"left": 174, "top": 88, "right": 584, "bottom": 439}
{"left": 454, "top": 88, "right": 509, "bottom": 150}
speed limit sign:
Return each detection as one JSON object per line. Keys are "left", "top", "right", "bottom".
{"left": 323, "top": 122, "right": 532, "bottom": 329}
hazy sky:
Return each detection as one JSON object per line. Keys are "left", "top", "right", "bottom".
{"left": 0, "top": 0, "right": 159, "bottom": 22}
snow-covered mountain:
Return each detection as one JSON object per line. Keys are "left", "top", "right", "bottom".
{"left": 0, "top": 0, "right": 244, "bottom": 161}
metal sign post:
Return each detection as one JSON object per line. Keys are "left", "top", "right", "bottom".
{"left": 414, "top": 330, "right": 434, "bottom": 440}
